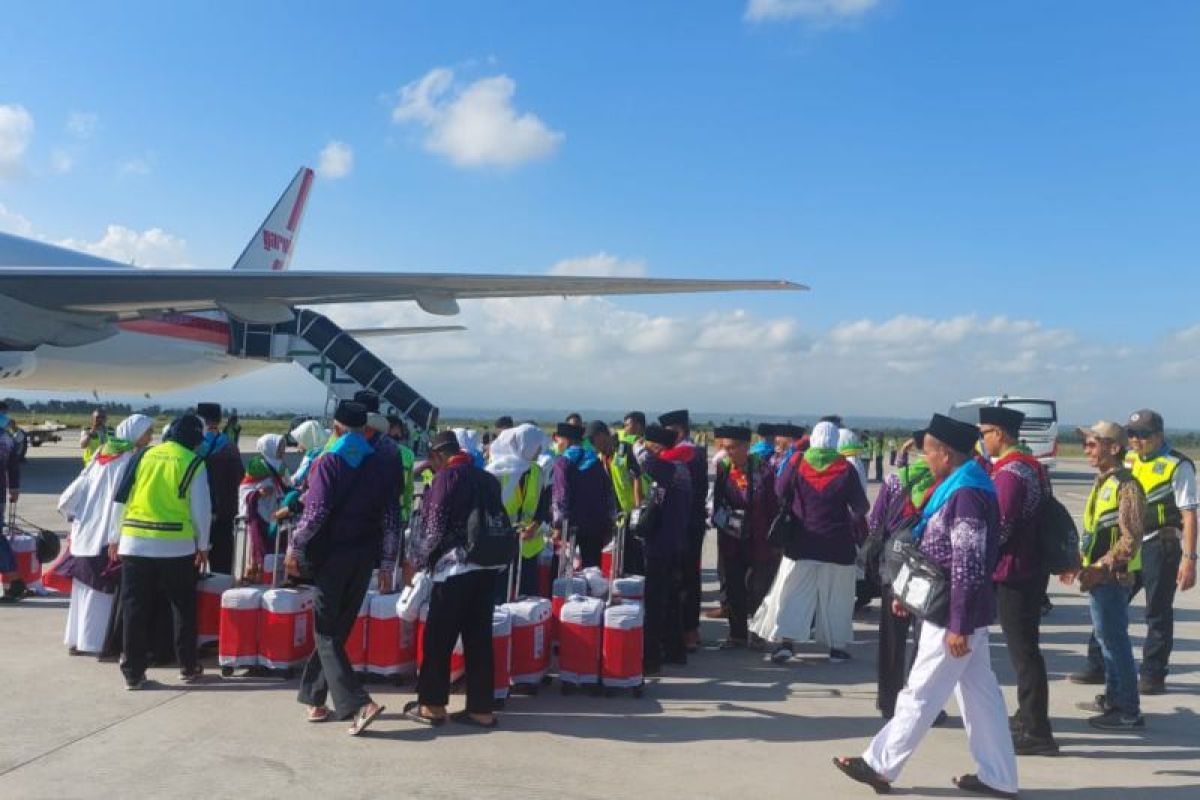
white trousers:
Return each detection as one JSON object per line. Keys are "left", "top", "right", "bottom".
{"left": 64, "top": 582, "right": 113, "bottom": 654}
{"left": 749, "top": 558, "right": 855, "bottom": 648}
{"left": 864, "top": 622, "right": 1018, "bottom": 793}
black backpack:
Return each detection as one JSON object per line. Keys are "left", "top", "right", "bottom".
{"left": 1037, "top": 491, "right": 1080, "bottom": 575}
{"left": 461, "top": 469, "right": 518, "bottom": 567}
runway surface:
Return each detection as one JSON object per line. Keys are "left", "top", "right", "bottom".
{"left": 2, "top": 439, "right": 1197, "bottom": 799}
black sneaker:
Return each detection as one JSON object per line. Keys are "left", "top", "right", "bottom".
{"left": 1067, "top": 668, "right": 1105, "bottom": 685}
{"left": 124, "top": 675, "right": 147, "bottom": 691}
{"left": 931, "top": 710, "right": 950, "bottom": 728}
{"left": 1075, "top": 694, "right": 1111, "bottom": 714}
{"left": 1008, "top": 713, "right": 1021, "bottom": 733}
{"left": 1012, "top": 731, "right": 1060, "bottom": 756}
{"left": 829, "top": 648, "right": 851, "bottom": 663}
{"left": 1138, "top": 677, "right": 1166, "bottom": 695}
{"left": 179, "top": 666, "right": 204, "bottom": 684}
{"left": 1088, "top": 709, "right": 1145, "bottom": 730}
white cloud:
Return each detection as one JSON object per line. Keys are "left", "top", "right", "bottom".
{"left": 66, "top": 111, "right": 98, "bottom": 139}
{"left": 392, "top": 67, "right": 563, "bottom": 168}
{"left": 547, "top": 253, "right": 647, "bottom": 278}
{"left": 316, "top": 140, "right": 354, "bottom": 179}
{"left": 50, "top": 149, "right": 74, "bottom": 174}
{"left": 0, "top": 203, "right": 34, "bottom": 236}
{"left": 0, "top": 104, "right": 34, "bottom": 177}
{"left": 118, "top": 155, "right": 153, "bottom": 177}
{"left": 58, "top": 225, "right": 188, "bottom": 267}
{"left": 746, "top": 0, "right": 882, "bottom": 22}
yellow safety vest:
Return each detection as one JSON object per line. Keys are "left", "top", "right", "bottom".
{"left": 502, "top": 465, "right": 544, "bottom": 560}
{"left": 120, "top": 441, "right": 205, "bottom": 542}
{"left": 1126, "top": 449, "right": 1191, "bottom": 531}
{"left": 82, "top": 427, "right": 114, "bottom": 464}
{"left": 1082, "top": 470, "right": 1142, "bottom": 572}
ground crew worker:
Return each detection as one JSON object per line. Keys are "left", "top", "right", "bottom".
{"left": 1061, "top": 421, "right": 1146, "bottom": 730}
{"left": 80, "top": 407, "right": 114, "bottom": 465}
{"left": 387, "top": 415, "right": 417, "bottom": 528}
{"left": 1071, "top": 409, "right": 1197, "bottom": 695}
{"left": 110, "top": 415, "right": 210, "bottom": 690}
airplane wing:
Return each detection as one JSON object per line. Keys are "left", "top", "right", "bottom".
{"left": 344, "top": 325, "right": 466, "bottom": 337}
{"left": 0, "top": 268, "right": 805, "bottom": 322}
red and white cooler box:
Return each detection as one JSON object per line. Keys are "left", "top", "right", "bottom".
{"left": 493, "top": 608, "right": 512, "bottom": 702}
{"left": 611, "top": 575, "right": 645, "bottom": 601}
{"left": 551, "top": 576, "right": 587, "bottom": 641}
{"left": 602, "top": 601, "right": 644, "bottom": 689}
{"left": 536, "top": 545, "right": 554, "bottom": 597}
{"left": 2, "top": 534, "right": 41, "bottom": 588}
{"left": 345, "top": 590, "right": 372, "bottom": 673}
{"left": 580, "top": 567, "right": 609, "bottom": 600}
{"left": 600, "top": 541, "right": 617, "bottom": 578}
{"left": 557, "top": 595, "right": 604, "bottom": 686}
{"left": 218, "top": 586, "right": 265, "bottom": 669}
{"left": 196, "top": 573, "right": 235, "bottom": 646}
{"left": 502, "top": 597, "right": 552, "bottom": 686}
{"left": 366, "top": 591, "right": 416, "bottom": 679}
{"left": 259, "top": 587, "right": 315, "bottom": 669}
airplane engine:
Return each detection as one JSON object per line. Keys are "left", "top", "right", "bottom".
{"left": 0, "top": 350, "right": 37, "bottom": 381}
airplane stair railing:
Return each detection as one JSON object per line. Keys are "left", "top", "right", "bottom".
{"left": 228, "top": 309, "right": 439, "bottom": 432}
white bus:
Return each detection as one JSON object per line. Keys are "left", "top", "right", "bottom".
{"left": 948, "top": 395, "right": 1059, "bottom": 467}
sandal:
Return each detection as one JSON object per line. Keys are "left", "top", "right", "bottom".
{"left": 832, "top": 757, "right": 891, "bottom": 794}
{"left": 952, "top": 774, "right": 1017, "bottom": 799}
{"left": 347, "top": 702, "right": 385, "bottom": 736}
{"left": 401, "top": 700, "right": 446, "bottom": 727}
{"left": 449, "top": 710, "right": 498, "bottom": 729}
{"left": 306, "top": 706, "right": 330, "bottom": 723}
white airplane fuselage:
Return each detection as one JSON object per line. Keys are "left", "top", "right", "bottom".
{"left": 0, "top": 313, "right": 267, "bottom": 394}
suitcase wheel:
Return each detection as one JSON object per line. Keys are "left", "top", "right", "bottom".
{"left": 632, "top": 686, "right": 644, "bottom": 698}
{"left": 560, "top": 683, "right": 575, "bottom": 696}
{"left": 587, "top": 684, "right": 603, "bottom": 697}
{"left": 220, "top": 666, "right": 234, "bottom": 678}
{"left": 604, "top": 687, "right": 617, "bottom": 698}
{"left": 494, "top": 699, "right": 506, "bottom": 710}
{"left": 541, "top": 674, "right": 553, "bottom": 686}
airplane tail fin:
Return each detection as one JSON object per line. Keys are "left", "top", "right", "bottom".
{"left": 231, "top": 167, "right": 314, "bottom": 271}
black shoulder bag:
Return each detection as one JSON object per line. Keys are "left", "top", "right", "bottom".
{"left": 767, "top": 462, "right": 805, "bottom": 551}
{"left": 884, "top": 524, "right": 950, "bottom": 627}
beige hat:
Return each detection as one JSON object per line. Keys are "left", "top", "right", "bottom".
{"left": 1077, "top": 421, "right": 1126, "bottom": 446}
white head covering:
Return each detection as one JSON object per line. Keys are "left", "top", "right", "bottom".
{"left": 256, "top": 433, "right": 285, "bottom": 469}
{"left": 453, "top": 427, "right": 481, "bottom": 456}
{"left": 116, "top": 413, "right": 154, "bottom": 444}
{"left": 837, "top": 427, "right": 861, "bottom": 450}
{"left": 367, "top": 413, "right": 389, "bottom": 435}
{"left": 487, "top": 423, "right": 546, "bottom": 503}
{"left": 810, "top": 421, "right": 839, "bottom": 450}
{"left": 291, "top": 419, "right": 325, "bottom": 452}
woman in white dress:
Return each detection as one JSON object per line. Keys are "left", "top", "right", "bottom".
{"left": 56, "top": 414, "right": 155, "bottom": 655}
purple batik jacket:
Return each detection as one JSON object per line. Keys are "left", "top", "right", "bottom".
{"left": 918, "top": 487, "right": 1001, "bottom": 635}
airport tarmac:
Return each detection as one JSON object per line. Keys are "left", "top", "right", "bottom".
{"left": 1, "top": 439, "right": 1198, "bottom": 799}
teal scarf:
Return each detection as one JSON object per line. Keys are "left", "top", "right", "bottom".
{"left": 913, "top": 459, "right": 995, "bottom": 540}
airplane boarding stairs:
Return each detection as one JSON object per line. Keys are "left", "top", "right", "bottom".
{"left": 227, "top": 309, "right": 439, "bottom": 432}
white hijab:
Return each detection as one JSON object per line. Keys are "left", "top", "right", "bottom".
{"left": 453, "top": 427, "right": 481, "bottom": 457}
{"left": 116, "top": 413, "right": 154, "bottom": 444}
{"left": 256, "top": 433, "right": 285, "bottom": 470}
{"left": 291, "top": 419, "right": 325, "bottom": 452}
{"left": 487, "top": 424, "right": 546, "bottom": 501}
{"left": 810, "top": 421, "right": 839, "bottom": 450}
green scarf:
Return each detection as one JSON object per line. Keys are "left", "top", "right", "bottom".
{"left": 803, "top": 447, "right": 841, "bottom": 471}
{"left": 98, "top": 437, "right": 134, "bottom": 459}
{"left": 898, "top": 458, "right": 935, "bottom": 508}
{"left": 245, "top": 455, "right": 274, "bottom": 480}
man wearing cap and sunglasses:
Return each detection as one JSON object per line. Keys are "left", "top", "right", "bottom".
{"left": 1061, "top": 422, "right": 1146, "bottom": 730}
{"left": 1069, "top": 409, "right": 1197, "bottom": 695}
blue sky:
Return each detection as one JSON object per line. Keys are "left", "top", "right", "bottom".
{"left": 2, "top": 1, "right": 1199, "bottom": 424}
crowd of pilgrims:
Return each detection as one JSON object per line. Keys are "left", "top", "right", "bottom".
{"left": 13, "top": 392, "right": 1195, "bottom": 796}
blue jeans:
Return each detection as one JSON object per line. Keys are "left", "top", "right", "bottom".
{"left": 1089, "top": 581, "right": 1139, "bottom": 716}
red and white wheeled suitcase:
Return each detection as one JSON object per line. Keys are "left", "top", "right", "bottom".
{"left": 493, "top": 608, "right": 512, "bottom": 705}
{"left": 611, "top": 575, "right": 645, "bottom": 601}
{"left": 218, "top": 586, "right": 264, "bottom": 671}
{"left": 196, "top": 573, "right": 235, "bottom": 646}
{"left": 557, "top": 594, "right": 604, "bottom": 691}
{"left": 259, "top": 587, "right": 315, "bottom": 671}
{"left": 502, "top": 597, "right": 552, "bottom": 688}
{"left": 3, "top": 533, "right": 40, "bottom": 587}
{"left": 602, "top": 600, "right": 644, "bottom": 695}
{"left": 366, "top": 591, "right": 415, "bottom": 680}
{"left": 345, "top": 590, "right": 372, "bottom": 673}
{"left": 551, "top": 576, "right": 587, "bottom": 641}
{"left": 262, "top": 553, "right": 283, "bottom": 588}
{"left": 600, "top": 540, "right": 616, "bottom": 578}
{"left": 580, "top": 566, "right": 609, "bottom": 600}
{"left": 41, "top": 537, "right": 73, "bottom": 594}
{"left": 536, "top": 544, "right": 554, "bottom": 597}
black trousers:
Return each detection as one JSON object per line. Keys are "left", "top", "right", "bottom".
{"left": 1086, "top": 534, "right": 1183, "bottom": 681}
{"left": 724, "top": 549, "right": 776, "bottom": 642}
{"left": 997, "top": 575, "right": 1053, "bottom": 739}
{"left": 577, "top": 533, "right": 605, "bottom": 569}
{"left": 874, "top": 456, "right": 884, "bottom": 483}
{"left": 297, "top": 550, "right": 374, "bottom": 719}
{"left": 417, "top": 569, "right": 494, "bottom": 714}
{"left": 682, "top": 523, "right": 705, "bottom": 633}
{"left": 207, "top": 515, "right": 236, "bottom": 575}
{"left": 120, "top": 555, "right": 197, "bottom": 681}
{"left": 644, "top": 555, "right": 684, "bottom": 670}
{"left": 876, "top": 584, "right": 920, "bottom": 718}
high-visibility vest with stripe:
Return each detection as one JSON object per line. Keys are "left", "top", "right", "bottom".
{"left": 1082, "top": 470, "right": 1142, "bottom": 572}
{"left": 82, "top": 427, "right": 114, "bottom": 464}
{"left": 398, "top": 444, "right": 415, "bottom": 519}
{"left": 1125, "top": 449, "right": 1192, "bottom": 532}
{"left": 120, "top": 441, "right": 205, "bottom": 542}
{"left": 610, "top": 441, "right": 639, "bottom": 514}
{"left": 501, "top": 464, "right": 544, "bottom": 560}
